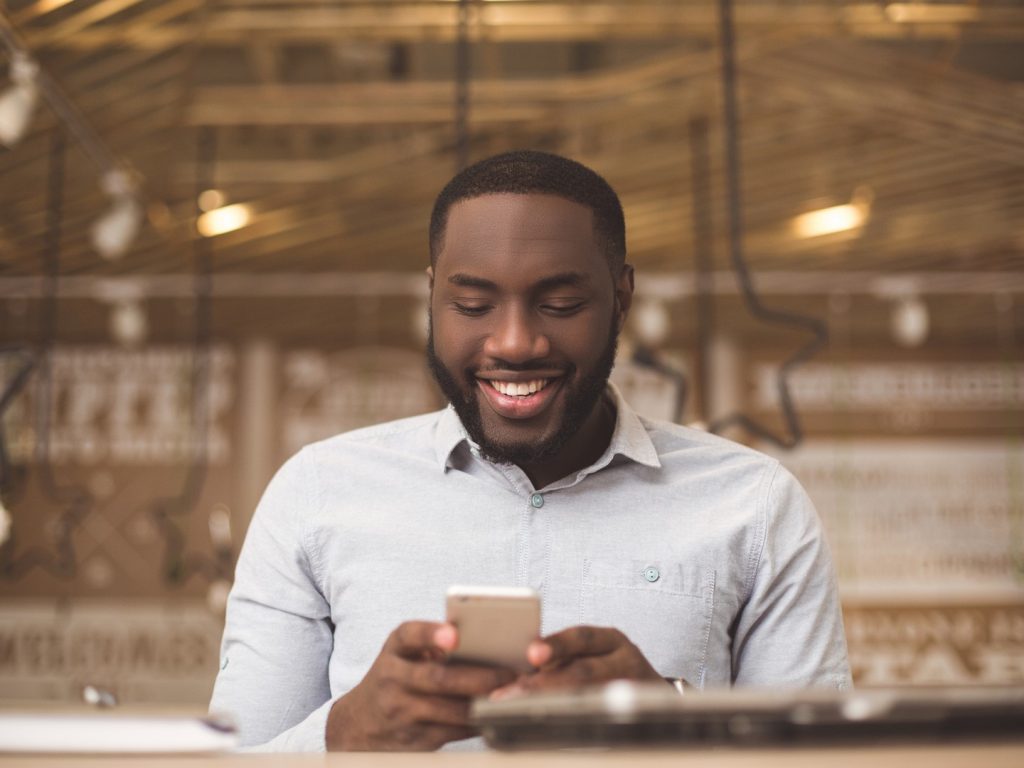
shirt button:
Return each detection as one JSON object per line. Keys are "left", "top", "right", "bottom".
{"left": 643, "top": 566, "right": 660, "bottom": 583}
{"left": 530, "top": 493, "right": 544, "bottom": 508}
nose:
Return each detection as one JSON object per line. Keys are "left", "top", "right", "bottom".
{"left": 482, "top": 305, "right": 550, "bottom": 363}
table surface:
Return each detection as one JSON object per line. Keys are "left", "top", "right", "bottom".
{"left": 3, "top": 744, "right": 1024, "bottom": 768}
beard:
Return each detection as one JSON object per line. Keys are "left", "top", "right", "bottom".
{"left": 426, "top": 315, "right": 619, "bottom": 466}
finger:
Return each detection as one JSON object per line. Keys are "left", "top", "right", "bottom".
{"left": 401, "top": 658, "right": 517, "bottom": 698}
{"left": 517, "top": 655, "right": 609, "bottom": 691}
{"left": 489, "top": 683, "right": 525, "bottom": 701}
{"left": 530, "top": 625, "right": 626, "bottom": 667}
{"left": 387, "top": 621, "right": 455, "bottom": 659}
{"left": 398, "top": 723, "right": 478, "bottom": 752}
{"left": 406, "top": 693, "right": 472, "bottom": 727}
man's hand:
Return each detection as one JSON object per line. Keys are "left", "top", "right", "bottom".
{"left": 326, "top": 621, "right": 516, "bottom": 751}
{"left": 491, "top": 625, "right": 663, "bottom": 699}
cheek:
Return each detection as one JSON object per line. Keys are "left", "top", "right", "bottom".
{"left": 557, "top": 315, "right": 613, "bottom": 362}
{"left": 432, "top": 316, "right": 487, "bottom": 365}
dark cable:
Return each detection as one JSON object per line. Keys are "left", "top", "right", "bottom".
{"left": 689, "top": 117, "right": 714, "bottom": 425}
{"left": 630, "top": 346, "right": 688, "bottom": 425}
{"left": 1, "top": 128, "right": 93, "bottom": 580}
{"left": 454, "top": 0, "right": 471, "bottom": 171}
{"left": 708, "top": 0, "right": 828, "bottom": 449}
{"left": 0, "top": 344, "right": 35, "bottom": 508}
{"left": 149, "top": 125, "right": 222, "bottom": 586}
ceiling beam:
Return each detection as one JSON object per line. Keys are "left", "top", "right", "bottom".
{"left": 21, "top": 3, "right": 1024, "bottom": 49}
{"left": 3, "top": 271, "right": 1023, "bottom": 300}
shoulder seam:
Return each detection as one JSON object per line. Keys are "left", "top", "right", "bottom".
{"left": 742, "top": 458, "right": 780, "bottom": 605}
{"left": 298, "top": 447, "right": 327, "bottom": 591}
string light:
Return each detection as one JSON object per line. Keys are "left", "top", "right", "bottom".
{"left": 208, "top": 504, "right": 232, "bottom": 549}
{"left": 632, "top": 298, "right": 671, "bottom": 348}
{"left": 91, "top": 171, "right": 143, "bottom": 259}
{"left": 411, "top": 296, "right": 430, "bottom": 344}
{"left": 197, "top": 188, "right": 227, "bottom": 212}
{"left": 0, "top": 496, "right": 11, "bottom": 546}
{"left": 109, "top": 299, "right": 148, "bottom": 347}
{"left": 3, "top": 21, "right": 151, "bottom": 260}
{"left": 0, "top": 52, "right": 38, "bottom": 147}
{"left": 891, "top": 295, "right": 930, "bottom": 348}
{"left": 207, "top": 579, "right": 232, "bottom": 614}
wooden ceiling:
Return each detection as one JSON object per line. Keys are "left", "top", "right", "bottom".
{"left": 1, "top": 1, "right": 1023, "bottom": 345}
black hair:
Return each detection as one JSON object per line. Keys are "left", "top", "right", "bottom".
{"left": 428, "top": 150, "right": 626, "bottom": 273}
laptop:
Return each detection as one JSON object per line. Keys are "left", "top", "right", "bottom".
{"left": 472, "top": 682, "right": 1024, "bottom": 750}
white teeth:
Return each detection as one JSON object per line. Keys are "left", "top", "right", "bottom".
{"left": 490, "top": 379, "right": 549, "bottom": 397}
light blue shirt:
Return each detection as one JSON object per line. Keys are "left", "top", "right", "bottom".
{"left": 210, "top": 385, "right": 850, "bottom": 751}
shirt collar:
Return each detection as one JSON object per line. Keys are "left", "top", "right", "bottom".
{"left": 433, "top": 382, "right": 661, "bottom": 473}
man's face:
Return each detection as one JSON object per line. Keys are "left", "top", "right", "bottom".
{"left": 427, "top": 193, "right": 632, "bottom": 465}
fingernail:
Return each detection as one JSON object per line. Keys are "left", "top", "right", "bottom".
{"left": 434, "top": 624, "right": 457, "bottom": 651}
{"left": 527, "top": 641, "right": 550, "bottom": 667}
{"left": 489, "top": 685, "right": 523, "bottom": 702}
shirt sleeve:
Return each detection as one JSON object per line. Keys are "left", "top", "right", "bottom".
{"left": 209, "top": 448, "right": 335, "bottom": 751}
{"left": 731, "top": 462, "right": 852, "bottom": 690}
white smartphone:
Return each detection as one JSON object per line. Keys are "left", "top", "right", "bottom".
{"left": 445, "top": 586, "right": 541, "bottom": 673}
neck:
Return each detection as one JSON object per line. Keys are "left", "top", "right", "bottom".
{"left": 519, "top": 393, "right": 616, "bottom": 490}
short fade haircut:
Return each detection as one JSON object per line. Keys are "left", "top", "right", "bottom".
{"left": 429, "top": 150, "right": 626, "bottom": 274}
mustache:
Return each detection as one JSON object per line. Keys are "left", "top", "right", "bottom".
{"left": 472, "top": 362, "right": 573, "bottom": 374}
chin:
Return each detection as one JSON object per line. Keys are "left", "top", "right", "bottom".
{"left": 476, "top": 419, "right": 568, "bottom": 465}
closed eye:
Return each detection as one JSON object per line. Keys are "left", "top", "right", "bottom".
{"left": 541, "top": 302, "right": 585, "bottom": 316}
{"left": 452, "top": 301, "right": 491, "bottom": 316}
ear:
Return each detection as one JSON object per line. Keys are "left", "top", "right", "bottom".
{"left": 614, "top": 264, "right": 635, "bottom": 333}
{"left": 425, "top": 265, "right": 435, "bottom": 292}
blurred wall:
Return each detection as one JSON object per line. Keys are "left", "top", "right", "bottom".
{"left": 1, "top": 0, "right": 1023, "bottom": 707}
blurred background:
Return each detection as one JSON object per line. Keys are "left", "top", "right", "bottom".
{"left": 0, "top": 0, "right": 1022, "bottom": 708}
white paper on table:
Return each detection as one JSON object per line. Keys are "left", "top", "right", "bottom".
{"left": 0, "top": 713, "right": 237, "bottom": 754}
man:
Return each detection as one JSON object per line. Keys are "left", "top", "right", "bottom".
{"left": 210, "top": 150, "right": 850, "bottom": 752}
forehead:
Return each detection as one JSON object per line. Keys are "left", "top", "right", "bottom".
{"left": 435, "top": 193, "right": 606, "bottom": 281}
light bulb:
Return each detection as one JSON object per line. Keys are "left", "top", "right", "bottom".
{"left": 411, "top": 297, "right": 430, "bottom": 344}
{"left": 0, "top": 82, "right": 38, "bottom": 147}
{"left": 0, "top": 54, "right": 39, "bottom": 147}
{"left": 891, "top": 296, "right": 929, "bottom": 348}
{"left": 92, "top": 195, "right": 143, "bottom": 259}
{"left": 208, "top": 504, "right": 232, "bottom": 548}
{"left": 198, "top": 189, "right": 226, "bottom": 212}
{"left": 207, "top": 579, "right": 232, "bottom": 614}
{"left": 110, "top": 299, "right": 147, "bottom": 347}
{"left": 632, "top": 299, "right": 670, "bottom": 347}
{"left": 0, "top": 497, "right": 11, "bottom": 546}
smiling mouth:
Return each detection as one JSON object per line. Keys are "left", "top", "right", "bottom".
{"left": 476, "top": 374, "right": 563, "bottom": 420}
{"left": 485, "top": 378, "right": 552, "bottom": 397}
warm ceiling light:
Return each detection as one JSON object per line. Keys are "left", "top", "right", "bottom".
{"left": 791, "top": 187, "right": 872, "bottom": 240}
{"left": 791, "top": 204, "right": 865, "bottom": 239}
{"left": 36, "top": 0, "right": 76, "bottom": 13}
{"left": 198, "top": 188, "right": 226, "bottom": 212}
{"left": 197, "top": 203, "right": 251, "bottom": 237}
{"left": 884, "top": 3, "right": 979, "bottom": 24}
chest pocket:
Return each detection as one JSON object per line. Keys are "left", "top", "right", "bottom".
{"left": 580, "top": 559, "right": 715, "bottom": 688}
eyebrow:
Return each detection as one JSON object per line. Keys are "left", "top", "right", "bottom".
{"left": 446, "top": 271, "right": 591, "bottom": 292}
{"left": 447, "top": 273, "right": 498, "bottom": 290}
